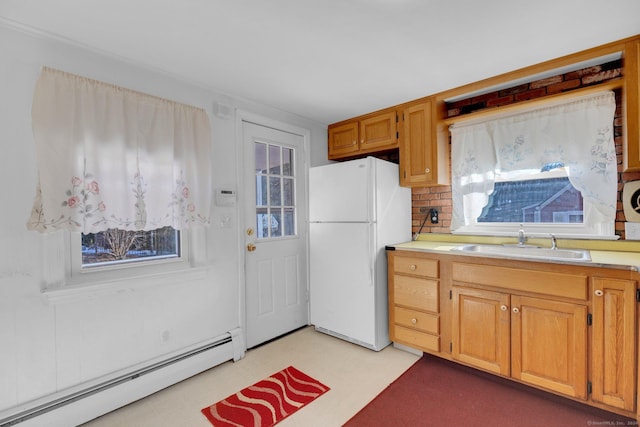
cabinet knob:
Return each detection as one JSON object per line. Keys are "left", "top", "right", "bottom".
{"left": 512, "top": 307, "right": 520, "bottom": 314}
{"left": 410, "top": 264, "right": 417, "bottom": 271}
{"left": 411, "top": 318, "right": 417, "bottom": 324}
{"left": 425, "top": 168, "right": 430, "bottom": 174}
{"left": 594, "top": 289, "right": 604, "bottom": 297}
{"left": 500, "top": 305, "right": 508, "bottom": 311}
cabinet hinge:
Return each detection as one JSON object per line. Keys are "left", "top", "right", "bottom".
{"left": 636, "top": 289, "right": 640, "bottom": 302}
{"left": 396, "top": 131, "right": 399, "bottom": 139}
{"left": 449, "top": 290, "right": 452, "bottom": 299}
{"left": 587, "top": 381, "right": 592, "bottom": 395}
{"left": 587, "top": 313, "right": 592, "bottom": 326}
{"left": 450, "top": 342, "right": 452, "bottom": 352}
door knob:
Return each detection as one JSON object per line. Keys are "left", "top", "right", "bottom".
{"left": 247, "top": 243, "right": 256, "bottom": 252}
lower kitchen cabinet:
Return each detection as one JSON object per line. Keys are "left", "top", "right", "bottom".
{"left": 452, "top": 287, "right": 510, "bottom": 375}
{"left": 510, "top": 295, "right": 587, "bottom": 400}
{"left": 387, "top": 248, "right": 639, "bottom": 420}
{"left": 388, "top": 252, "right": 440, "bottom": 352}
{"left": 452, "top": 287, "right": 587, "bottom": 399}
{"left": 591, "top": 277, "right": 637, "bottom": 411}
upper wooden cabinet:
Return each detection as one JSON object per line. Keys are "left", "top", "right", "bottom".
{"left": 625, "top": 38, "right": 640, "bottom": 171}
{"left": 398, "top": 98, "right": 449, "bottom": 187}
{"left": 328, "top": 109, "right": 398, "bottom": 160}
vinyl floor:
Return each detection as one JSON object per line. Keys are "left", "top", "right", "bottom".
{"left": 81, "top": 326, "right": 420, "bottom": 427}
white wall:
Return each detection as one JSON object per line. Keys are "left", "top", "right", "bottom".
{"left": 0, "top": 22, "right": 328, "bottom": 414}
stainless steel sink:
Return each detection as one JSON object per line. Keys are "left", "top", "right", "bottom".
{"left": 452, "top": 244, "right": 591, "bottom": 261}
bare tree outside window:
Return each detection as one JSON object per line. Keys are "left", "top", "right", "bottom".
{"left": 81, "top": 226, "right": 180, "bottom": 267}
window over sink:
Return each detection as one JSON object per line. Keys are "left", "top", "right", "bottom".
{"left": 450, "top": 91, "right": 617, "bottom": 239}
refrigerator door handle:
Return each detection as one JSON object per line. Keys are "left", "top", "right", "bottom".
{"left": 368, "top": 225, "right": 375, "bottom": 286}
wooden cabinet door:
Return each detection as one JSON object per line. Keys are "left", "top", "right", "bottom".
{"left": 400, "top": 101, "right": 434, "bottom": 186}
{"left": 328, "top": 121, "right": 359, "bottom": 159}
{"left": 624, "top": 39, "right": 640, "bottom": 171}
{"left": 511, "top": 295, "right": 587, "bottom": 400}
{"left": 452, "top": 287, "right": 510, "bottom": 375}
{"left": 359, "top": 110, "right": 397, "bottom": 153}
{"left": 591, "top": 277, "right": 636, "bottom": 411}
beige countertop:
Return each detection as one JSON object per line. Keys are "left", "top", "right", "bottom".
{"left": 389, "top": 234, "right": 640, "bottom": 271}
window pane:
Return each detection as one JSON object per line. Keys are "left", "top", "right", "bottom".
{"left": 255, "top": 142, "right": 267, "bottom": 173}
{"left": 283, "top": 148, "right": 293, "bottom": 176}
{"left": 478, "top": 177, "right": 583, "bottom": 223}
{"left": 269, "top": 145, "right": 281, "bottom": 175}
{"left": 283, "top": 208, "right": 295, "bottom": 236}
{"left": 82, "top": 226, "right": 179, "bottom": 267}
{"left": 254, "top": 143, "right": 296, "bottom": 240}
{"left": 269, "top": 176, "right": 281, "bottom": 206}
{"left": 256, "top": 175, "right": 267, "bottom": 206}
{"left": 283, "top": 177, "right": 294, "bottom": 206}
{"left": 256, "top": 208, "right": 270, "bottom": 238}
{"left": 271, "top": 210, "right": 282, "bottom": 237}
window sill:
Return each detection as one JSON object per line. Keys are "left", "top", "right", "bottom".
{"left": 42, "top": 266, "right": 208, "bottom": 305}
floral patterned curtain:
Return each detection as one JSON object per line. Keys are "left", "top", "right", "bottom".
{"left": 450, "top": 91, "right": 617, "bottom": 230}
{"left": 27, "top": 67, "right": 212, "bottom": 233}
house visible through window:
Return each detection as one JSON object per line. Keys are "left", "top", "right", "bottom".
{"left": 478, "top": 174, "right": 583, "bottom": 224}
{"left": 450, "top": 91, "right": 617, "bottom": 238}
{"left": 81, "top": 227, "right": 180, "bottom": 267}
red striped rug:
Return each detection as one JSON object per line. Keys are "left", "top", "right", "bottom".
{"left": 201, "top": 366, "right": 329, "bottom": 427}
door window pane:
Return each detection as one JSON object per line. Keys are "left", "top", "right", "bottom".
{"left": 283, "top": 208, "right": 295, "bottom": 236}
{"left": 256, "top": 175, "right": 267, "bottom": 206}
{"left": 283, "top": 177, "right": 294, "bottom": 206}
{"left": 254, "top": 142, "right": 297, "bottom": 240}
{"left": 255, "top": 142, "right": 267, "bottom": 174}
{"left": 283, "top": 148, "right": 293, "bottom": 176}
{"left": 269, "top": 145, "right": 281, "bottom": 175}
{"left": 271, "top": 211, "right": 282, "bottom": 238}
{"left": 269, "top": 176, "right": 281, "bottom": 206}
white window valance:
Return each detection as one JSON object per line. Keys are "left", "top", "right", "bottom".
{"left": 27, "top": 67, "right": 212, "bottom": 234}
{"left": 450, "top": 91, "right": 617, "bottom": 232}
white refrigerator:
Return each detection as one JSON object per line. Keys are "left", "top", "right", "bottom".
{"left": 309, "top": 157, "right": 411, "bottom": 351}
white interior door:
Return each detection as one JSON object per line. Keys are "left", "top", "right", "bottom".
{"left": 243, "top": 121, "right": 308, "bottom": 348}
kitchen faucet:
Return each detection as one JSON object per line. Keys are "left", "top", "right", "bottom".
{"left": 518, "top": 224, "right": 526, "bottom": 246}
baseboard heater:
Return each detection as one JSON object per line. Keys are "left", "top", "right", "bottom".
{"left": 0, "top": 328, "right": 244, "bottom": 427}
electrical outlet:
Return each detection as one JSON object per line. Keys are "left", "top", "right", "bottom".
{"left": 430, "top": 208, "right": 439, "bottom": 224}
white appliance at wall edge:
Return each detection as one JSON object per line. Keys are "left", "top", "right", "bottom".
{"left": 309, "top": 157, "right": 411, "bottom": 351}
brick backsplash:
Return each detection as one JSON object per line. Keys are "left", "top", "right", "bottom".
{"left": 413, "top": 59, "right": 629, "bottom": 238}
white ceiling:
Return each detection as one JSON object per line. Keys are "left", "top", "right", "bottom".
{"left": 1, "top": 0, "right": 639, "bottom": 124}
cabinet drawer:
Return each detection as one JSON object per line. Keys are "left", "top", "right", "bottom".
{"left": 394, "top": 306, "right": 439, "bottom": 334}
{"left": 394, "top": 325, "right": 440, "bottom": 352}
{"left": 394, "top": 256, "right": 438, "bottom": 278}
{"left": 452, "top": 262, "right": 588, "bottom": 300}
{"left": 394, "top": 275, "right": 439, "bottom": 312}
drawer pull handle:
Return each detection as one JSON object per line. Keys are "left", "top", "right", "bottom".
{"left": 512, "top": 307, "right": 520, "bottom": 314}
{"left": 425, "top": 168, "right": 430, "bottom": 174}
{"left": 500, "top": 305, "right": 508, "bottom": 311}
{"left": 594, "top": 289, "right": 604, "bottom": 297}
{"left": 410, "top": 264, "right": 417, "bottom": 271}
{"left": 411, "top": 318, "right": 417, "bottom": 324}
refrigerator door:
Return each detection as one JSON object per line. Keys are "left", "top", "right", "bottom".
{"left": 309, "top": 158, "right": 373, "bottom": 222}
{"left": 310, "top": 222, "right": 383, "bottom": 348}
{"left": 372, "top": 158, "right": 412, "bottom": 247}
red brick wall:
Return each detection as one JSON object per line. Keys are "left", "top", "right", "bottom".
{"left": 412, "top": 60, "right": 630, "bottom": 238}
